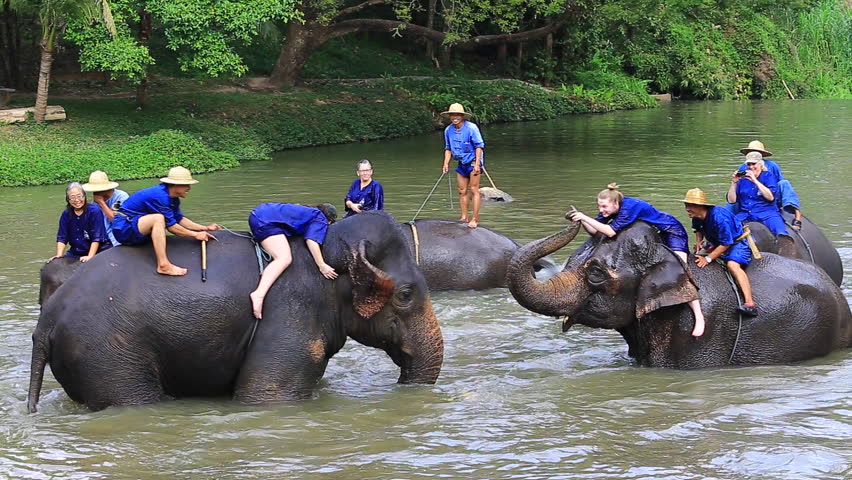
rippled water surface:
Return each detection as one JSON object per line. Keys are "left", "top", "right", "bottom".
{"left": 1, "top": 100, "right": 850, "bottom": 479}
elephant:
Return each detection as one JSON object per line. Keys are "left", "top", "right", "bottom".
{"left": 28, "top": 212, "right": 443, "bottom": 412}
{"left": 746, "top": 211, "right": 843, "bottom": 286}
{"left": 36, "top": 219, "right": 559, "bottom": 303}
{"left": 399, "top": 219, "right": 559, "bottom": 291}
{"left": 507, "top": 221, "right": 852, "bottom": 368}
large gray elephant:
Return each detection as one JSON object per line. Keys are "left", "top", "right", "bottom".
{"left": 28, "top": 212, "right": 443, "bottom": 412}
{"left": 399, "top": 219, "right": 559, "bottom": 290}
{"left": 747, "top": 211, "right": 843, "bottom": 285}
{"left": 507, "top": 221, "right": 851, "bottom": 368}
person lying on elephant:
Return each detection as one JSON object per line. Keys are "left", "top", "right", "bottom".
{"left": 738, "top": 140, "right": 803, "bottom": 230}
{"left": 50, "top": 182, "right": 110, "bottom": 263}
{"left": 344, "top": 159, "right": 384, "bottom": 218}
{"left": 567, "top": 182, "right": 706, "bottom": 336}
{"left": 683, "top": 188, "right": 757, "bottom": 317}
{"left": 113, "top": 166, "right": 218, "bottom": 277}
{"left": 727, "top": 152, "right": 788, "bottom": 238}
{"left": 248, "top": 202, "right": 339, "bottom": 319}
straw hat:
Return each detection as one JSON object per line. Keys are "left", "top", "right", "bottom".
{"left": 681, "top": 188, "right": 714, "bottom": 206}
{"left": 160, "top": 166, "right": 199, "bottom": 185}
{"left": 441, "top": 103, "right": 471, "bottom": 117}
{"left": 82, "top": 170, "right": 119, "bottom": 192}
{"left": 740, "top": 140, "right": 772, "bottom": 157}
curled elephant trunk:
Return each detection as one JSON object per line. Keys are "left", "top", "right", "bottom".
{"left": 398, "top": 299, "right": 444, "bottom": 384}
{"left": 507, "top": 222, "right": 589, "bottom": 318}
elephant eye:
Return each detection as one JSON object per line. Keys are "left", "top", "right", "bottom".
{"left": 393, "top": 284, "right": 414, "bottom": 308}
{"left": 586, "top": 261, "right": 610, "bottom": 287}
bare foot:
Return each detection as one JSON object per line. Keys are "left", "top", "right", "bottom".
{"left": 691, "top": 316, "right": 705, "bottom": 337}
{"left": 157, "top": 264, "right": 188, "bottom": 276}
{"left": 459, "top": 217, "right": 468, "bottom": 223}
{"left": 249, "top": 291, "right": 265, "bottom": 319}
{"left": 467, "top": 219, "right": 478, "bottom": 228}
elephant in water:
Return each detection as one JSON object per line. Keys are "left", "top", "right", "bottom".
{"left": 746, "top": 211, "right": 843, "bottom": 286}
{"left": 399, "top": 219, "right": 559, "bottom": 291}
{"left": 507, "top": 221, "right": 851, "bottom": 368}
{"left": 28, "top": 212, "right": 443, "bottom": 411}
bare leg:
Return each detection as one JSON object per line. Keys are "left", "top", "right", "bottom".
{"left": 250, "top": 235, "right": 292, "bottom": 319}
{"left": 675, "top": 251, "right": 704, "bottom": 336}
{"left": 727, "top": 261, "right": 754, "bottom": 306}
{"left": 136, "top": 213, "right": 186, "bottom": 276}
{"left": 468, "top": 171, "right": 482, "bottom": 228}
{"left": 456, "top": 173, "right": 470, "bottom": 222}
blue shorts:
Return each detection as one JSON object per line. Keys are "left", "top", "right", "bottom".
{"left": 658, "top": 224, "right": 689, "bottom": 253}
{"left": 736, "top": 211, "right": 787, "bottom": 236}
{"left": 455, "top": 162, "right": 482, "bottom": 178}
{"left": 248, "top": 215, "right": 289, "bottom": 244}
{"left": 112, "top": 214, "right": 149, "bottom": 246}
{"left": 720, "top": 239, "right": 752, "bottom": 266}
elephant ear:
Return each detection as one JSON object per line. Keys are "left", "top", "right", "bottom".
{"left": 346, "top": 240, "right": 395, "bottom": 318}
{"left": 636, "top": 254, "right": 700, "bottom": 319}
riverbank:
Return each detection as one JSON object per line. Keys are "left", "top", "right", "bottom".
{"left": 0, "top": 78, "right": 656, "bottom": 187}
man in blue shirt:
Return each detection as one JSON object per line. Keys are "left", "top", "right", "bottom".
{"left": 441, "top": 103, "right": 485, "bottom": 228}
{"left": 738, "top": 140, "right": 803, "bottom": 229}
{"left": 82, "top": 170, "right": 129, "bottom": 246}
{"left": 727, "top": 152, "right": 787, "bottom": 236}
{"left": 113, "top": 166, "right": 218, "bottom": 276}
{"left": 684, "top": 188, "right": 757, "bottom": 317}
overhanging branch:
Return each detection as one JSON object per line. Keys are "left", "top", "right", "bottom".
{"left": 333, "top": 0, "right": 390, "bottom": 20}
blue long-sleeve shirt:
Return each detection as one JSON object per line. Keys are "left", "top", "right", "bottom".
{"left": 444, "top": 121, "right": 485, "bottom": 165}
{"left": 57, "top": 203, "right": 109, "bottom": 257}
{"left": 344, "top": 179, "right": 384, "bottom": 218}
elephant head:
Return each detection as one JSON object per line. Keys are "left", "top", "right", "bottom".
{"left": 342, "top": 237, "right": 443, "bottom": 385}
{"left": 507, "top": 221, "right": 699, "bottom": 331}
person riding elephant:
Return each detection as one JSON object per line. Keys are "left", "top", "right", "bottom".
{"left": 727, "top": 152, "right": 788, "bottom": 238}
{"left": 506, "top": 220, "right": 852, "bottom": 369}
{"left": 737, "top": 140, "right": 803, "bottom": 229}
{"left": 28, "top": 211, "right": 443, "bottom": 411}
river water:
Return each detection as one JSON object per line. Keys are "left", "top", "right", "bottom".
{"left": 0, "top": 100, "right": 850, "bottom": 479}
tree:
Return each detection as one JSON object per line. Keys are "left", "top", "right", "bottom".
{"left": 65, "top": 0, "right": 298, "bottom": 106}
{"left": 10, "top": 0, "right": 116, "bottom": 122}
{"left": 264, "top": 0, "right": 575, "bottom": 87}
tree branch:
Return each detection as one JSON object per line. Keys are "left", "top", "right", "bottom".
{"left": 333, "top": 0, "right": 390, "bottom": 20}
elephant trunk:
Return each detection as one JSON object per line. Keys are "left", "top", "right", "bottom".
{"left": 398, "top": 299, "right": 444, "bottom": 384}
{"left": 507, "top": 223, "right": 589, "bottom": 318}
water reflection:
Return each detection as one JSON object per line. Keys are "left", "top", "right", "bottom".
{"left": 0, "top": 100, "right": 849, "bottom": 479}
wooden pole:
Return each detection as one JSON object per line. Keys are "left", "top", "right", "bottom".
{"left": 201, "top": 240, "right": 207, "bottom": 282}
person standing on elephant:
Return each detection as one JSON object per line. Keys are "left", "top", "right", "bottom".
{"left": 738, "top": 140, "right": 803, "bottom": 230}
{"left": 568, "top": 183, "right": 706, "bottom": 336}
{"left": 112, "top": 166, "right": 218, "bottom": 277}
{"left": 683, "top": 188, "right": 757, "bottom": 317}
{"left": 344, "top": 159, "right": 384, "bottom": 219}
{"left": 441, "top": 103, "right": 485, "bottom": 229}
{"left": 82, "top": 170, "right": 129, "bottom": 247}
{"left": 728, "top": 152, "right": 787, "bottom": 237}
{"left": 50, "top": 182, "right": 110, "bottom": 263}
{"left": 248, "top": 203, "right": 339, "bottom": 319}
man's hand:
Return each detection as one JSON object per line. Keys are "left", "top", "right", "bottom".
{"left": 92, "top": 193, "right": 107, "bottom": 205}
{"left": 205, "top": 223, "right": 220, "bottom": 231}
{"left": 694, "top": 255, "right": 711, "bottom": 268}
{"left": 80, "top": 255, "right": 93, "bottom": 262}
{"left": 472, "top": 163, "right": 481, "bottom": 176}
{"left": 194, "top": 231, "right": 215, "bottom": 241}
{"left": 791, "top": 219, "right": 802, "bottom": 230}
{"left": 442, "top": 162, "right": 449, "bottom": 173}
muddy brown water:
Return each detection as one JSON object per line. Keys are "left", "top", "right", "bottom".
{"left": 0, "top": 100, "right": 850, "bottom": 479}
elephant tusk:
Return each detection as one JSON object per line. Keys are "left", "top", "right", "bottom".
{"left": 561, "top": 316, "right": 575, "bottom": 332}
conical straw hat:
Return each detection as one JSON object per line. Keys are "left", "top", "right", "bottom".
{"left": 740, "top": 140, "right": 773, "bottom": 157}
{"left": 681, "top": 188, "right": 714, "bottom": 206}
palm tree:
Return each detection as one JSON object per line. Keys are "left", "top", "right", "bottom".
{"left": 10, "top": 0, "right": 114, "bottom": 122}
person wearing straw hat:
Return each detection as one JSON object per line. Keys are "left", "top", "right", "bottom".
{"left": 568, "top": 183, "right": 706, "bottom": 336}
{"left": 441, "top": 103, "right": 485, "bottom": 228}
{"left": 112, "top": 166, "right": 218, "bottom": 276}
{"left": 684, "top": 188, "right": 757, "bottom": 317}
{"left": 728, "top": 152, "right": 787, "bottom": 237}
{"left": 82, "top": 170, "right": 129, "bottom": 247}
{"left": 737, "top": 140, "right": 803, "bottom": 230}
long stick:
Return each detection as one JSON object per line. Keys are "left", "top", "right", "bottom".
{"left": 201, "top": 240, "right": 208, "bottom": 282}
{"left": 482, "top": 166, "right": 498, "bottom": 189}
{"left": 781, "top": 78, "right": 795, "bottom": 100}
{"left": 411, "top": 171, "right": 447, "bottom": 222}
{"left": 448, "top": 171, "right": 454, "bottom": 209}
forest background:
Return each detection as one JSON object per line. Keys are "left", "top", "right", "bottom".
{"left": 0, "top": 0, "right": 849, "bottom": 186}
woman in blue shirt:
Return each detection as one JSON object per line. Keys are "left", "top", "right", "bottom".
{"left": 344, "top": 159, "right": 384, "bottom": 218}
{"left": 248, "top": 203, "right": 339, "bottom": 319}
{"left": 50, "top": 182, "right": 109, "bottom": 263}
{"left": 568, "top": 183, "right": 706, "bottom": 336}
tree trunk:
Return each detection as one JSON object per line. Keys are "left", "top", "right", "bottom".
{"left": 439, "top": 46, "right": 451, "bottom": 70}
{"left": 497, "top": 43, "right": 507, "bottom": 72}
{"left": 135, "top": 9, "right": 152, "bottom": 107}
{"left": 543, "top": 33, "right": 553, "bottom": 86}
{"left": 515, "top": 42, "right": 524, "bottom": 73}
{"left": 34, "top": 42, "right": 54, "bottom": 123}
{"left": 425, "top": 0, "right": 437, "bottom": 60}
{"left": 267, "top": 20, "right": 323, "bottom": 88}
{"left": 0, "top": 0, "right": 20, "bottom": 88}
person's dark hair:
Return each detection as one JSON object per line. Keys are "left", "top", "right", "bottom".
{"left": 315, "top": 203, "right": 338, "bottom": 223}
{"left": 65, "top": 182, "right": 87, "bottom": 211}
